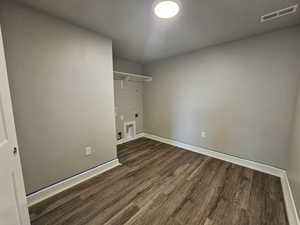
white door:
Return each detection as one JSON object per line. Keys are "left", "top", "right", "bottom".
{"left": 0, "top": 25, "right": 31, "bottom": 225}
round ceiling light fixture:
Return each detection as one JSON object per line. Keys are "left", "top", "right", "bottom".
{"left": 153, "top": 0, "right": 181, "bottom": 19}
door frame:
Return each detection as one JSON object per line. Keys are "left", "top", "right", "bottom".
{"left": 0, "top": 24, "right": 31, "bottom": 225}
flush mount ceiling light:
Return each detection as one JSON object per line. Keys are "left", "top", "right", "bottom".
{"left": 153, "top": 0, "right": 181, "bottom": 19}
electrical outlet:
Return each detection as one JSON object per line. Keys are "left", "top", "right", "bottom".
{"left": 201, "top": 131, "right": 206, "bottom": 138}
{"left": 120, "top": 115, "right": 124, "bottom": 121}
{"left": 117, "top": 132, "right": 122, "bottom": 140}
{"left": 85, "top": 146, "right": 92, "bottom": 156}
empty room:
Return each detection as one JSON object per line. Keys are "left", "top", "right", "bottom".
{"left": 1, "top": 0, "right": 300, "bottom": 224}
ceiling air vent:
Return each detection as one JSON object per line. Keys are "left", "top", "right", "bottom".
{"left": 261, "top": 4, "right": 298, "bottom": 22}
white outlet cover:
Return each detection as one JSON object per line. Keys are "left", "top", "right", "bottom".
{"left": 85, "top": 146, "right": 92, "bottom": 156}
{"left": 201, "top": 132, "right": 206, "bottom": 138}
{"left": 120, "top": 115, "right": 124, "bottom": 121}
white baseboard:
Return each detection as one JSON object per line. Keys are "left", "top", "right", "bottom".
{"left": 117, "top": 132, "right": 145, "bottom": 145}
{"left": 143, "top": 133, "right": 299, "bottom": 224}
{"left": 26, "top": 132, "right": 300, "bottom": 224}
{"left": 281, "top": 173, "right": 300, "bottom": 225}
{"left": 27, "top": 158, "right": 121, "bottom": 207}
{"left": 144, "top": 133, "right": 285, "bottom": 177}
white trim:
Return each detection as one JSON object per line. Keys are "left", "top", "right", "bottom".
{"left": 144, "top": 133, "right": 285, "bottom": 177}
{"left": 143, "top": 133, "right": 300, "bottom": 224}
{"left": 27, "top": 132, "right": 300, "bottom": 224}
{"left": 117, "top": 132, "right": 145, "bottom": 145}
{"left": 281, "top": 172, "right": 300, "bottom": 225}
{"left": 27, "top": 159, "right": 120, "bottom": 207}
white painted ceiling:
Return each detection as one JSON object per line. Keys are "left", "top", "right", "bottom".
{"left": 18, "top": 0, "right": 300, "bottom": 62}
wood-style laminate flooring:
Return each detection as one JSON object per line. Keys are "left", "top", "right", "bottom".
{"left": 29, "top": 138, "right": 288, "bottom": 225}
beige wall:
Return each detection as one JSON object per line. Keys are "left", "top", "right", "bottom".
{"left": 113, "top": 57, "right": 144, "bottom": 137}
{"left": 144, "top": 26, "right": 300, "bottom": 169}
{"left": 0, "top": 2, "right": 117, "bottom": 194}
{"left": 288, "top": 80, "right": 300, "bottom": 215}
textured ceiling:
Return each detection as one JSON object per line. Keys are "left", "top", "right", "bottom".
{"left": 18, "top": 0, "right": 300, "bottom": 62}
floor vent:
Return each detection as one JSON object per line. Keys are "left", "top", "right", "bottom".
{"left": 261, "top": 4, "right": 298, "bottom": 22}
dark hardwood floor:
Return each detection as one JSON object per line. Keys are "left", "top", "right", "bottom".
{"left": 29, "top": 138, "right": 288, "bottom": 225}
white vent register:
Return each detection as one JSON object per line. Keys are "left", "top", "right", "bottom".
{"left": 261, "top": 4, "right": 298, "bottom": 22}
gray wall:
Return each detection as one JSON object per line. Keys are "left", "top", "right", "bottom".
{"left": 0, "top": 2, "right": 117, "bottom": 194}
{"left": 113, "top": 57, "right": 144, "bottom": 137}
{"left": 114, "top": 57, "right": 144, "bottom": 75}
{"left": 144, "top": 26, "right": 300, "bottom": 169}
{"left": 288, "top": 80, "right": 300, "bottom": 215}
